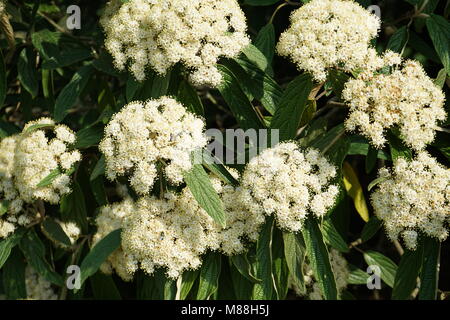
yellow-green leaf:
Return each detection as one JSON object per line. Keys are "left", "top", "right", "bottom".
{"left": 343, "top": 162, "right": 369, "bottom": 222}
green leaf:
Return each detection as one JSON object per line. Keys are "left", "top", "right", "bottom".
{"left": 0, "top": 50, "right": 6, "bottom": 107}
{"left": 42, "top": 48, "right": 92, "bottom": 69}
{"left": 386, "top": 26, "right": 409, "bottom": 53}
{"left": 18, "top": 47, "right": 39, "bottom": 98}
{"left": 419, "top": 237, "right": 440, "bottom": 300}
{"left": 252, "top": 217, "right": 275, "bottom": 300}
{"left": 217, "top": 64, "right": 265, "bottom": 130}
{"left": 348, "top": 264, "right": 369, "bottom": 285}
{"left": 0, "top": 199, "right": 9, "bottom": 216}
{"left": 90, "top": 156, "right": 106, "bottom": 181}
{"left": 434, "top": 68, "right": 447, "bottom": 88}
{"left": 426, "top": 14, "right": 450, "bottom": 76}
{"left": 232, "top": 58, "right": 282, "bottom": 115}
{"left": 272, "top": 229, "right": 289, "bottom": 299}
{"left": 178, "top": 269, "right": 200, "bottom": 300}
{"left": 241, "top": 44, "right": 270, "bottom": 73}
{"left": 54, "top": 64, "right": 94, "bottom": 122}
{"left": 40, "top": 218, "right": 72, "bottom": 248}
{"left": 196, "top": 252, "right": 221, "bottom": 300}
{"left": 388, "top": 130, "right": 412, "bottom": 162}
{"left": 126, "top": 70, "right": 171, "bottom": 102}
{"left": 282, "top": 232, "right": 306, "bottom": 294}
{"left": 90, "top": 272, "right": 122, "bottom": 300}
{"left": 184, "top": 163, "right": 226, "bottom": 227}
{"left": 2, "top": 248, "right": 27, "bottom": 299}
{"left": 36, "top": 167, "right": 62, "bottom": 187}
{"left": 60, "top": 181, "right": 88, "bottom": 233}
{"left": 79, "top": 229, "right": 122, "bottom": 286}
{"left": 0, "top": 229, "right": 25, "bottom": 270}
{"left": 361, "top": 216, "right": 382, "bottom": 242}
{"left": 392, "top": 244, "right": 424, "bottom": 300}
{"left": 322, "top": 219, "right": 349, "bottom": 253}
{"left": 365, "top": 145, "right": 378, "bottom": 174}
{"left": 177, "top": 80, "right": 204, "bottom": 116}
{"left": 363, "top": 251, "right": 398, "bottom": 288}
{"left": 270, "top": 74, "right": 314, "bottom": 141}
{"left": 327, "top": 69, "right": 350, "bottom": 99}
{"left": 230, "top": 254, "right": 261, "bottom": 283}
{"left": 19, "top": 230, "right": 64, "bottom": 286}
{"left": 254, "top": 24, "right": 276, "bottom": 66}
{"left": 302, "top": 216, "right": 338, "bottom": 300}
{"left": 230, "top": 262, "right": 254, "bottom": 299}
{"left": 201, "top": 150, "right": 239, "bottom": 187}
{"left": 74, "top": 124, "right": 104, "bottom": 149}
{"left": 23, "top": 122, "right": 55, "bottom": 134}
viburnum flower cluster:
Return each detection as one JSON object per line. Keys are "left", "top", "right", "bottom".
{"left": 240, "top": 142, "right": 339, "bottom": 232}
{"left": 101, "top": 0, "right": 250, "bottom": 86}
{"left": 94, "top": 171, "right": 265, "bottom": 280}
{"left": 276, "top": 0, "right": 381, "bottom": 82}
{"left": 343, "top": 58, "right": 446, "bottom": 150}
{"left": 99, "top": 97, "right": 208, "bottom": 195}
{"left": 0, "top": 118, "right": 81, "bottom": 238}
{"left": 371, "top": 152, "right": 450, "bottom": 250}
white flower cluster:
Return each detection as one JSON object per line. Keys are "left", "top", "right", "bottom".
{"left": 25, "top": 266, "right": 58, "bottom": 300}
{"left": 94, "top": 171, "right": 264, "bottom": 280}
{"left": 240, "top": 142, "right": 339, "bottom": 232}
{"left": 343, "top": 58, "right": 446, "bottom": 150}
{"left": 371, "top": 152, "right": 450, "bottom": 250}
{"left": 99, "top": 97, "right": 208, "bottom": 195}
{"left": 276, "top": 0, "right": 381, "bottom": 82}
{"left": 14, "top": 118, "right": 81, "bottom": 204}
{"left": 0, "top": 118, "right": 81, "bottom": 238}
{"left": 101, "top": 0, "right": 250, "bottom": 86}
{"left": 0, "top": 135, "right": 34, "bottom": 238}
{"left": 303, "top": 249, "right": 349, "bottom": 300}
{"left": 58, "top": 220, "right": 81, "bottom": 244}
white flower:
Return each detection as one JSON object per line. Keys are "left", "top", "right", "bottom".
{"left": 371, "top": 152, "right": 450, "bottom": 250}
{"left": 101, "top": 0, "right": 250, "bottom": 87}
{"left": 240, "top": 142, "right": 339, "bottom": 232}
{"left": 58, "top": 220, "right": 81, "bottom": 244}
{"left": 343, "top": 58, "right": 446, "bottom": 150}
{"left": 99, "top": 97, "right": 208, "bottom": 195}
{"left": 13, "top": 118, "right": 81, "bottom": 204}
{"left": 277, "top": 0, "right": 381, "bottom": 82}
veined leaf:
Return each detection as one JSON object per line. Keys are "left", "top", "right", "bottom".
{"left": 282, "top": 232, "right": 306, "bottom": 294}
{"left": 40, "top": 218, "right": 72, "bottom": 248}
{"left": 217, "top": 64, "right": 265, "bottom": 130}
{"left": 392, "top": 244, "right": 424, "bottom": 300}
{"left": 270, "top": 74, "right": 313, "bottom": 141}
{"left": 252, "top": 217, "right": 275, "bottom": 300}
{"left": 79, "top": 229, "right": 122, "bottom": 286}
{"left": 386, "top": 26, "right": 409, "bottom": 53}
{"left": 426, "top": 14, "right": 450, "bottom": 76}
{"left": 90, "top": 272, "right": 122, "bottom": 300}
{"left": 419, "top": 237, "right": 440, "bottom": 300}
{"left": 322, "top": 219, "right": 349, "bottom": 253}
{"left": 177, "top": 80, "right": 204, "bottom": 116}
{"left": 178, "top": 269, "right": 200, "bottom": 300}
{"left": 2, "top": 248, "right": 27, "bottom": 299}
{"left": 254, "top": 23, "right": 276, "bottom": 66}
{"left": 60, "top": 181, "right": 88, "bottom": 233}
{"left": 363, "top": 251, "right": 398, "bottom": 288}
{"left": 230, "top": 254, "right": 261, "bottom": 283}
{"left": 0, "top": 229, "right": 26, "bottom": 269}
{"left": 18, "top": 47, "right": 39, "bottom": 98}
{"left": 196, "top": 252, "right": 221, "bottom": 300}
{"left": 36, "top": 167, "right": 62, "bottom": 187}
{"left": 302, "top": 216, "right": 338, "bottom": 300}
{"left": 54, "top": 64, "right": 94, "bottom": 122}
{"left": 361, "top": 216, "right": 382, "bottom": 243}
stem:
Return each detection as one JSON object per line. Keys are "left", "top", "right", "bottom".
{"left": 269, "top": 3, "right": 289, "bottom": 24}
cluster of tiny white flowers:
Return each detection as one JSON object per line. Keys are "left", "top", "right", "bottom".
{"left": 25, "top": 266, "right": 58, "bottom": 300}
{"left": 101, "top": 0, "right": 250, "bottom": 86}
{"left": 99, "top": 97, "right": 208, "bottom": 195}
{"left": 343, "top": 58, "right": 446, "bottom": 150}
{"left": 240, "top": 142, "right": 339, "bottom": 232}
{"left": 0, "top": 135, "right": 35, "bottom": 238}
{"left": 13, "top": 118, "right": 81, "bottom": 204}
{"left": 302, "top": 249, "right": 349, "bottom": 300}
{"left": 94, "top": 171, "right": 264, "bottom": 280}
{"left": 371, "top": 152, "right": 450, "bottom": 250}
{"left": 276, "top": 0, "right": 381, "bottom": 82}
{"left": 93, "top": 198, "right": 138, "bottom": 282}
